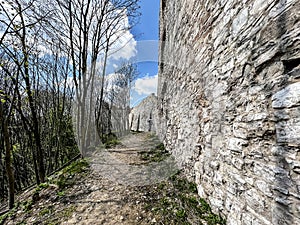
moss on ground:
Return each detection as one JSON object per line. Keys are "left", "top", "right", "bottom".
{"left": 136, "top": 138, "right": 225, "bottom": 224}
{"left": 102, "top": 133, "right": 121, "bottom": 148}
{"left": 142, "top": 171, "right": 226, "bottom": 225}
{"left": 53, "top": 159, "right": 89, "bottom": 190}
{"left": 140, "top": 142, "right": 171, "bottom": 163}
{"left": 1, "top": 159, "right": 89, "bottom": 225}
{"left": 1, "top": 135, "right": 225, "bottom": 225}
{"left": 42, "top": 205, "right": 76, "bottom": 225}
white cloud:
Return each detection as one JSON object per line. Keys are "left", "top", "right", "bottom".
{"left": 108, "top": 9, "right": 137, "bottom": 61}
{"left": 109, "top": 30, "right": 137, "bottom": 61}
{"left": 133, "top": 74, "right": 158, "bottom": 96}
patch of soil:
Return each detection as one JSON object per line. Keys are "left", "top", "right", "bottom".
{"left": 1, "top": 132, "right": 225, "bottom": 225}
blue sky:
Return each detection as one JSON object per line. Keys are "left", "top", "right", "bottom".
{"left": 1, "top": 0, "right": 160, "bottom": 108}
{"left": 106, "top": 0, "right": 160, "bottom": 107}
{"left": 129, "top": 0, "right": 160, "bottom": 106}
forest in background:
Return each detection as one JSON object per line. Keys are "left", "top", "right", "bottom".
{"left": 0, "top": 0, "right": 140, "bottom": 209}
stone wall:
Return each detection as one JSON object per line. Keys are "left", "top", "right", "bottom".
{"left": 158, "top": 0, "right": 300, "bottom": 224}
{"left": 129, "top": 94, "right": 158, "bottom": 132}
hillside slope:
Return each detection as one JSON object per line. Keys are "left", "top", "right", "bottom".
{"left": 1, "top": 132, "right": 224, "bottom": 225}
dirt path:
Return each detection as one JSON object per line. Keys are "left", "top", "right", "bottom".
{"left": 64, "top": 132, "right": 175, "bottom": 225}
{"left": 2, "top": 132, "right": 225, "bottom": 225}
{"left": 3, "top": 132, "right": 176, "bottom": 225}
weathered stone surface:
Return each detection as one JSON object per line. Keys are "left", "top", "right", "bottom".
{"left": 272, "top": 83, "right": 300, "bottom": 109}
{"left": 158, "top": 0, "right": 300, "bottom": 224}
{"left": 129, "top": 94, "right": 158, "bottom": 132}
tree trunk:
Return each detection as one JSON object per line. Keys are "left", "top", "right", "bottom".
{"left": 23, "top": 53, "right": 45, "bottom": 184}
{"left": 0, "top": 102, "right": 15, "bottom": 209}
{"left": 97, "top": 40, "right": 110, "bottom": 140}
{"left": 19, "top": 3, "right": 45, "bottom": 183}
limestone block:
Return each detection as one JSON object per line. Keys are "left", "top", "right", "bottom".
{"left": 213, "top": 172, "right": 223, "bottom": 185}
{"left": 232, "top": 8, "right": 249, "bottom": 35}
{"left": 293, "top": 162, "right": 300, "bottom": 174}
{"left": 273, "top": 109, "right": 290, "bottom": 120}
{"left": 272, "top": 83, "right": 300, "bottom": 109}
{"left": 255, "top": 180, "right": 273, "bottom": 197}
{"left": 245, "top": 112, "right": 268, "bottom": 122}
{"left": 275, "top": 196, "right": 292, "bottom": 206}
{"left": 209, "top": 196, "right": 224, "bottom": 209}
{"left": 272, "top": 203, "right": 294, "bottom": 225}
{"left": 275, "top": 121, "right": 300, "bottom": 144}
{"left": 244, "top": 189, "right": 266, "bottom": 212}
{"left": 233, "top": 123, "right": 248, "bottom": 139}
{"left": 197, "top": 184, "right": 207, "bottom": 198}
{"left": 250, "top": 0, "right": 270, "bottom": 15}
{"left": 254, "top": 46, "right": 280, "bottom": 68}
{"left": 158, "top": 0, "right": 300, "bottom": 223}
{"left": 231, "top": 173, "right": 247, "bottom": 186}
{"left": 245, "top": 176, "right": 255, "bottom": 186}
{"left": 232, "top": 157, "right": 245, "bottom": 170}
{"left": 227, "top": 182, "right": 239, "bottom": 195}
{"left": 253, "top": 162, "right": 276, "bottom": 183}
{"left": 228, "top": 138, "right": 248, "bottom": 153}
{"left": 245, "top": 206, "right": 273, "bottom": 225}
{"left": 248, "top": 85, "right": 264, "bottom": 95}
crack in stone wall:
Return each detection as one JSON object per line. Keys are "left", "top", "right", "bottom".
{"left": 157, "top": 0, "right": 300, "bottom": 224}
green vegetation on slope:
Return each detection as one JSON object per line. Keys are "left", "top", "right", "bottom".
{"left": 142, "top": 171, "right": 226, "bottom": 225}
{"left": 140, "top": 142, "right": 171, "bottom": 162}
{"left": 137, "top": 141, "right": 225, "bottom": 225}
{"left": 0, "top": 159, "right": 89, "bottom": 225}
{"left": 102, "top": 133, "right": 121, "bottom": 149}
{"left": 1, "top": 136, "right": 225, "bottom": 225}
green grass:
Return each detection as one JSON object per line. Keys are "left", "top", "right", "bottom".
{"left": 41, "top": 205, "right": 76, "bottom": 225}
{"left": 102, "top": 133, "right": 121, "bottom": 148}
{"left": 39, "top": 207, "right": 51, "bottom": 216}
{"left": 140, "top": 143, "right": 170, "bottom": 162}
{"left": 62, "top": 159, "right": 89, "bottom": 175}
{"left": 21, "top": 199, "right": 33, "bottom": 212}
{"left": 130, "top": 130, "right": 143, "bottom": 134}
{"left": 57, "top": 191, "right": 65, "bottom": 197}
{"left": 39, "top": 182, "right": 50, "bottom": 189}
{"left": 170, "top": 173, "right": 198, "bottom": 194}
{"left": 0, "top": 212, "right": 10, "bottom": 224}
{"left": 55, "top": 159, "right": 89, "bottom": 189}
{"left": 0, "top": 159, "right": 88, "bottom": 225}
{"left": 0, "top": 207, "right": 17, "bottom": 224}
{"left": 142, "top": 171, "right": 226, "bottom": 225}
{"left": 175, "top": 208, "right": 186, "bottom": 219}
{"left": 16, "top": 222, "right": 26, "bottom": 225}
{"left": 104, "top": 139, "right": 121, "bottom": 148}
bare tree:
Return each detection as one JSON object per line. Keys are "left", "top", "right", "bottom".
{"left": 0, "top": 0, "right": 33, "bottom": 207}
{"left": 50, "top": 0, "right": 139, "bottom": 155}
{"left": 0, "top": 63, "right": 19, "bottom": 209}
{"left": 112, "top": 62, "right": 138, "bottom": 134}
{"left": 0, "top": 0, "right": 81, "bottom": 204}
{"left": 0, "top": 0, "right": 141, "bottom": 206}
